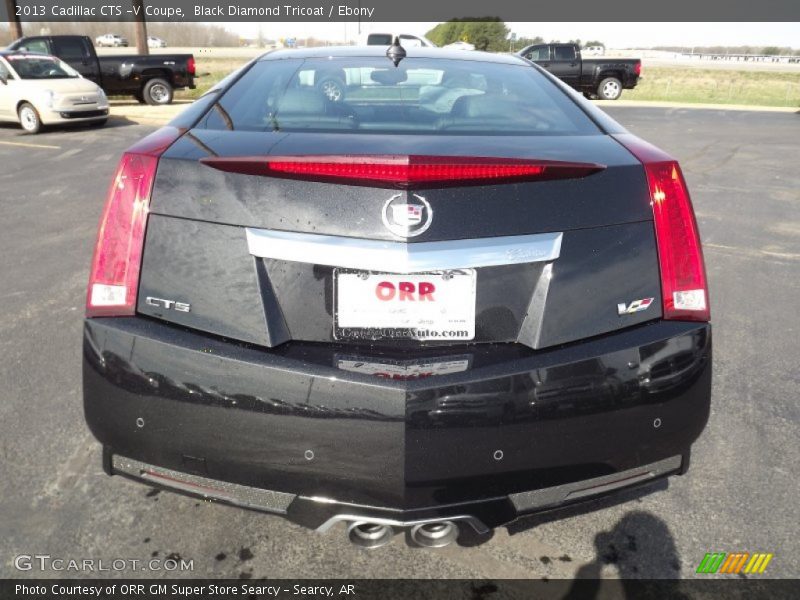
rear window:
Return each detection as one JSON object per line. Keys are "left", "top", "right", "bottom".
{"left": 20, "top": 39, "right": 49, "bottom": 54}
{"left": 53, "top": 37, "right": 89, "bottom": 60}
{"left": 199, "top": 57, "right": 600, "bottom": 136}
{"left": 554, "top": 46, "right": 577, "bottom": 61}
{"left": 367, "top": 34, "right": 393, "bottom": 46}
{"left": 524, "top": 47, "right": 550, "bottom": 61}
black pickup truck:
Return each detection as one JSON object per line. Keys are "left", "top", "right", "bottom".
{"left": 6, "top": 35, "right": 195, "bottom": 105}
{"left": 517, "top": 43, "right": 641, "bottom": 100}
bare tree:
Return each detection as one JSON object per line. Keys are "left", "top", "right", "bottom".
{"left": 132, "top": 0, "right": 148, "bottom": 55}
{"left": 4, "top": 0, "right": 23, "bottom": 40}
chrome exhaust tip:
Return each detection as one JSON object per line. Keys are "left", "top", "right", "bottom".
{"left": 347, "top": 521, "right": 394, "bottom": 549}
{"left": 409, "top": 521, "right": 459, "bottom": 548}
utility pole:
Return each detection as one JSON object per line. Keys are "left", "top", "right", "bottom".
{"left": 4, "top": 0, "right": 23, "bottom": 40}
{"left": 132, "top": 0, "right": 149, "bottom": 55}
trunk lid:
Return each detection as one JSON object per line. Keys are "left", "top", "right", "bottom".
{"left": 137, "top": 130, "right": 661, "bottom": 350}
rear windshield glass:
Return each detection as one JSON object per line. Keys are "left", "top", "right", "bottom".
{"left": 200, "top": 57, "right": 599, "bottom": 136}
{"left": 367, "top": 34, "right": 393, "bottom": 45}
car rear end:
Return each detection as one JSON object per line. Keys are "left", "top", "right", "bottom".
{"left": 83, "top": 49, "right": 710, "bottom": 544}
{"left": 159, "top": 54, "right": 196, "bottom": 91}
{"left": 627, "top": 59, "right": 642, "bottom": 88}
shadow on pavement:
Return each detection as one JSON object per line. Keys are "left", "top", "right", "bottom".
{"left": 109, "top": 99, "right": 194, "bottom": 107}
{"left": 429, "top": 479, "right": 672, "bottom": 549}
{"left": 509, "top": 478, "right": 669, "bottom": 534}
{"left": 101, "top": 116, "right": 140, "bottom": 129}
{"left": 562, "top": 511, "right": 687, "bottom": 598}
{"left": 0, "top": 119, "right": 135, "bottom": 135}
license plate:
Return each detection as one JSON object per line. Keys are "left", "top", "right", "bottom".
{"left": 335, "top": 270, "right": 476, "bottom": 341}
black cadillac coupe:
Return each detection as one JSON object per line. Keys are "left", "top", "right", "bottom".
{"left": 83, "top": 43, "right": 711, "bottom": 548}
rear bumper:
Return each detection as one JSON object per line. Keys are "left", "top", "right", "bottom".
{"left": 111, "top": 453, "right": 682, "bottom": 533}
{"left": 83, "top": 317, "right": 711, "bottom": 529}
{"left": 172, "top": 74, "right": 194, "bottom": 89}
{"left": 624, "top": 76, "right": 639, "bottom": 89}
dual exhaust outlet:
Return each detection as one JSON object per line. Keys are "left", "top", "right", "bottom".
{"left": 347, "top": 520, "right": 460, "bottom": 549}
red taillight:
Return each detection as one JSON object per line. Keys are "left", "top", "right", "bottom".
{"left": 86, "top": 127, "right": 182, "bottom": 317}
{"left": 200, "top": 155, "right": 605, "bottom": 189}
{"left": 634, "top": 61, "right": 642, "bottom": 76}
{"left": 187, "top": 56, "right": 196, "bottom": 76}
{"left": 614, "top": 134, "right": 709, "bottom": 322}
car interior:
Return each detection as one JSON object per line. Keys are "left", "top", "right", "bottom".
{"left": 6, "top": 57, "right": 76, "bottom": 79}
{"left": 201, "top": 58, "right": 592, "bottom": 135}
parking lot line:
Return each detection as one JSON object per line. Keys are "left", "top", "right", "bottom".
{"left": 705, "top": 242, "right": 800, "bottom": 262}
{"left": 0, "top": 140, "right": 62, "bottom": 150}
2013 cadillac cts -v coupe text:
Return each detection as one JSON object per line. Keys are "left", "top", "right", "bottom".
{"left": 83, "top": 45, "right": 711, "bottom": 548}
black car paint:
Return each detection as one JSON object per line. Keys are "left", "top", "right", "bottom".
{"left": 138, "top": 215, "right": 662, "bottom": 349}
{"left": 83, "top": 47, "right": 710, "bottom": 530}
{"left": 6, "top": 35, "right": 195, "bottom": 98}
{"left": 517, "top": 43, "right": 641, "bottom": 96}
{"left": 84, "top": 317, "right": 710, "bottom": 521}
{"left": 139, "top": 122, "right": 662, "bottom": 349}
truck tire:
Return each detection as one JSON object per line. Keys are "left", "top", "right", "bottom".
{"left": 18, "top": 102, "right": 42, "bottom": 134}
{"left": 597, "top": 77, "right": 623, "bottom": 100}
{"left": 143, "top": 78, "right": 173, "bottom": 105}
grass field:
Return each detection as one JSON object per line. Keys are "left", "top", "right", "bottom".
{"left": 626, "top": 66, "right": 800, "bottom": 107}
{"left": 178, "top": 59, "right": 800, "bottom": 108}
{"left": 178, "top": 58, "right": 248, "bottom": 99}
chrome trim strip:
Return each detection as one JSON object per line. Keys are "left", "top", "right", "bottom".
{"left": 509, "top": 455, "right": 682, "bottom": 512}
{"left": 304, "top": 493, "right": 506, "bottom": 513}
{"left": 246, "top": 228, "right": 562, "bottom": 273}
{"left": 112, "top": 456, "right": 295, "bottom": 515}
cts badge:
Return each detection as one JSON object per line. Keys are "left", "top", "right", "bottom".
{"left": 617, "top": 297, "right": 654, "bottom": 315}
{"left": 145, "top": 297, "right": 191, "bottom": 312}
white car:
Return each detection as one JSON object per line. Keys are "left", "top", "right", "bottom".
{"left": 95, "top": 34, "right": 128, "bottom": 47}
{"left": 0, "top": 52, "right": 109, "bottom": 134}
{"left": 147, "top": 36, "right": 167, "bottom": 49}
{"left": 584, "top": 45, "right": 605, "bottom": 56}
{"left": 443, "top": 41, "right": 476, "bottom": 51}
{"left": 361, "top": 33, "right": 437, "bottom": 48}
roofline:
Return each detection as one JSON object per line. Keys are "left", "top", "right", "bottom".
{"left": 259, "top": 46, "right": 530, "bottom": 67}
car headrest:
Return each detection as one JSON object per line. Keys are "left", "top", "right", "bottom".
{"left": 441, "top": 70, "right": 473, "bottom": 89}
{"left": 451, "top": 94, "right": 516, "bottom": 118}
{"left": 277, "top": 89, "right": 326, "bottom": 114}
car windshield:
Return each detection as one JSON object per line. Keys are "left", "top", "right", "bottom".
{"left": 6, "top": 55, "right": 79, "bottom": 79}
{"left": 201, "top": 56, "right": 600, "bottom": 136}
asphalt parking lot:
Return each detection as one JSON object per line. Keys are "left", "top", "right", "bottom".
{"left": 1, "top": 106, "right": 798, "bottom": 581}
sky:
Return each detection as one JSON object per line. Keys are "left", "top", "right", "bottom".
{"left": 227, "top": 21, "right": 800, "bottom": 48}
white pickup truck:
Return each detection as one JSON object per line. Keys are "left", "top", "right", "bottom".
{"left": 95, "top": 34, "right": 129, "bottom": 48}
